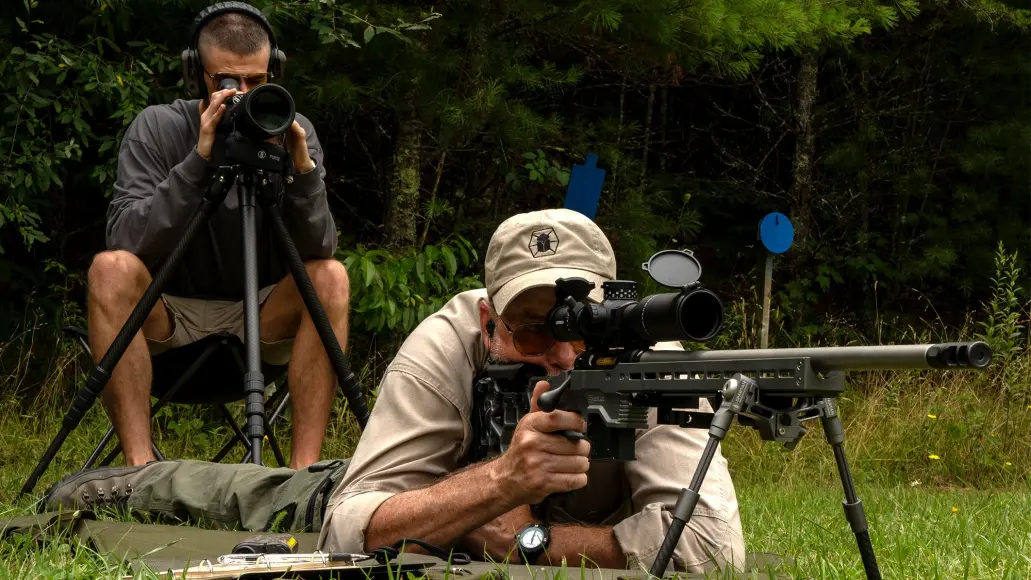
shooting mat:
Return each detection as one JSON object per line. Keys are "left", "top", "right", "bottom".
{"left": 1, "top": 510, "right": 791, "bottom": 579}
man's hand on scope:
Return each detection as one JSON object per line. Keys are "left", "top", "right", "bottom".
{"left": 196, "top": 88, "right": 238, "bottom": 160}
{"left": 490, "top": 380, "right": 591, "bottom": 507}
{"left": 283, "top": 121, "right": 315, "bottom": 175}
{"left": 263, "top": 122, "right": 314, "bottom": 174}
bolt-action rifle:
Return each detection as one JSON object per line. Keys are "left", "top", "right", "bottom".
{"left": 470, "top": 250, "right": 993, "bottom": 580}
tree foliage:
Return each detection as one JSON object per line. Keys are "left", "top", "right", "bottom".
{"left": 0, "top": 0, "right": 1027, "bottom": 361}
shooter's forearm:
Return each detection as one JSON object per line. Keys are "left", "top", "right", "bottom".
{"left": 363, "top": 459, "right": 517, "bottom": 551}
{"left": 460, "top": 512, "right": 626, "bottom": 568}
{"left": 545, "top": 525, "right": 626, "bottom": 568}
{"left": 461, "top": 505, "right": 535, "bottom": 561}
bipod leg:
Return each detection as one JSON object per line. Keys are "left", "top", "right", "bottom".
{"left": 258, "top": 177, "right": 370, "bottom": 430}
{"left": 239, "top": 172, "right": 265, "bottom": 465}
{"left": 19, "top": 167, "right": 237, "bottom": 500}
{"left": 821, "top": 399, "right": 881, "bottom": 580}
{"left": 648, "top": 374, "right": 752, "bottom": 578}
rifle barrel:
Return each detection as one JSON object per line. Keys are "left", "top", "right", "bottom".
{"left": 639, "top": 341, "right": 992, "bottom": 372}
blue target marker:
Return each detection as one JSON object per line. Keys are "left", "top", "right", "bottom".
{"left": 759, "top": 212, "right": 794, "bottom": 254}
{"left": 563, "top": 153, "right": 606, "bottom": 220}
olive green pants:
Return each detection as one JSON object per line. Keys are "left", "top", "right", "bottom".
{"left": 43, "top": 458, "right": 350, "bottom": 534}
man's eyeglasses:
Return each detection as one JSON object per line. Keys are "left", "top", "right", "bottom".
{"left": 205, "top": 70, "right": 269, "bottom": 88}
{"left": 495, "top": 315, "right": 585, "bottom": 357}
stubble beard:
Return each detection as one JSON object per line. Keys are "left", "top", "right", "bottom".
{"left": 488, "top": 334, "right": 510, "bottom": 364}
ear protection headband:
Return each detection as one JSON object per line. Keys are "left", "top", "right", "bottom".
{"left": 180, "top": 1, "right": 287, "bottom": 99}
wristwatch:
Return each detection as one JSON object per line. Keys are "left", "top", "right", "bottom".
{"left": 514, "top": 523, "right": 551, "bottom": 565}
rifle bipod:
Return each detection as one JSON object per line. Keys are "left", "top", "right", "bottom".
{"left": 646, "top": 374, "right": 881, "bottom": 580}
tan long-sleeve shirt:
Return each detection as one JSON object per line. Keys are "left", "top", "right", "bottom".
{"left": 318, "top": 289, "right": 746, "bottom": 573}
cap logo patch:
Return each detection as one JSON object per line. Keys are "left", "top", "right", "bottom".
{"left": 529, "top": 228, "right": 559, "bottom": 258}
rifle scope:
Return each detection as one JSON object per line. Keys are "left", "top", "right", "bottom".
{"left": 546, "top": 249, "right": 724, "bottom": 346}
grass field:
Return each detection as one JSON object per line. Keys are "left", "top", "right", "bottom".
{"left": 1, "top": 354, "right": 1028, "bottom": 579}
{"left": 3, "top": 481, "right": 1028, "bottom": 579}
{"left": 1, "top": 271, "right": 1029, "bottom": 578}
{"left": 738, "top": 484, "right": 1030, "bottom": 578}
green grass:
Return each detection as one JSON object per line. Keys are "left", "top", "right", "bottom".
{"left": 1, "top": 272, "right": 1029, "bottom": 578}
{"left": 2, "top": 363, "right": 1029, "bottom": 579}
{"left": 3, "top": 482, "right": 1028, "bottom": 579}
{"left": 738, "top": 484, "right": 1030, "bottom": 579}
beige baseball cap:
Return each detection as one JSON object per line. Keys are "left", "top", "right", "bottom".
{"left": 485, "top": 208, "right": 617, "bottom": 316}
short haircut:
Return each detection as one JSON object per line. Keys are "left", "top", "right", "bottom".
{"left": 198, "top": 12, "right": 270, "bottom": 56}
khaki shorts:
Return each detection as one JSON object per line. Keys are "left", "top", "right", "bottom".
{"left": 146, "top": 285, "right": 294, "bottom": 367}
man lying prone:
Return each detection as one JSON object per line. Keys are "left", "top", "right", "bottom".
{"left": 45, "top": 209, "right": 746, "bottom": 574}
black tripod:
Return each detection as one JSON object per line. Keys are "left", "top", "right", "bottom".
{"left": 647, "top": 374, "right": 881, "bottom": 580}
{"left": 20, "top": 135, "right": 371, "bottom": 499}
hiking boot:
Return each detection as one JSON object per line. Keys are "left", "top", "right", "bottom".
{"left": 43, "top": 463, "right": 157, "bottom": 513}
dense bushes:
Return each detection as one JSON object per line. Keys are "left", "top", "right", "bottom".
{"left": 0, "top": 0, "right": 1027, "bottom": 399}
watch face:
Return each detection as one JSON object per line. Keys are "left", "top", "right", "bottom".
{"left": 519, "top": 527, "right": 545, "bottom": 550}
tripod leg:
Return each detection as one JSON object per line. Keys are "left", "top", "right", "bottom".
{"left": 19, "top": 169, "right": 236, "bottom": 499}
{"left": 821, "top": 399, "right": 881, "bottom": 580}
{"left": 258, "top": 183, "right": 370, "bottom": 429}
{"left": 239, "top": 176, "right": 265, "bottom": 464}
{"left": 648, "top": 375, "right": 747, "bottom": 578}
{"left": 239, "top": 416, "right": 288, "bottom": 466}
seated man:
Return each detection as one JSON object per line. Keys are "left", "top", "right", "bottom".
{"left": 320, "top": 208, "right": 746, "bottom": 573}
{"left": 46, "top": 209, "right": 744, "bottom": 574}
{"left": 92, "top": 5, "right": 348, "bottom": 469}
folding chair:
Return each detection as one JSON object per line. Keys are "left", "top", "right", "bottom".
{"left": 63, "top": 326, "right": 293, "bottom": 470}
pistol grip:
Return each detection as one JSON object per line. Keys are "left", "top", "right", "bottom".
{"left": 541, "top": 430, "right": 589, "bottom": 504}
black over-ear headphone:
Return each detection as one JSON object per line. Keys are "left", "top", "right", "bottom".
{"left": 180, "top": 1, "right": 287, "bottom": 99}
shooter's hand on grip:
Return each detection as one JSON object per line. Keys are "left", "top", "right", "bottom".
{"left": 196, "top": 88, "right": 238, "bottom": 160}
{"left": 490, "top": 381, "right": 591, "bottom": 506}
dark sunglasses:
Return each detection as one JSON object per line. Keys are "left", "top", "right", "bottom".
{"left": 206, "top": 70, "right": 269, "bottom": 88}
{"left": 495, "top": 315, "right": 585, "bottom": 357}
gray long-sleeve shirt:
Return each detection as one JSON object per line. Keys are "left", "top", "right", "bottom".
{"left": 107, "top": 98, "right": 337, "bottom": 300}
